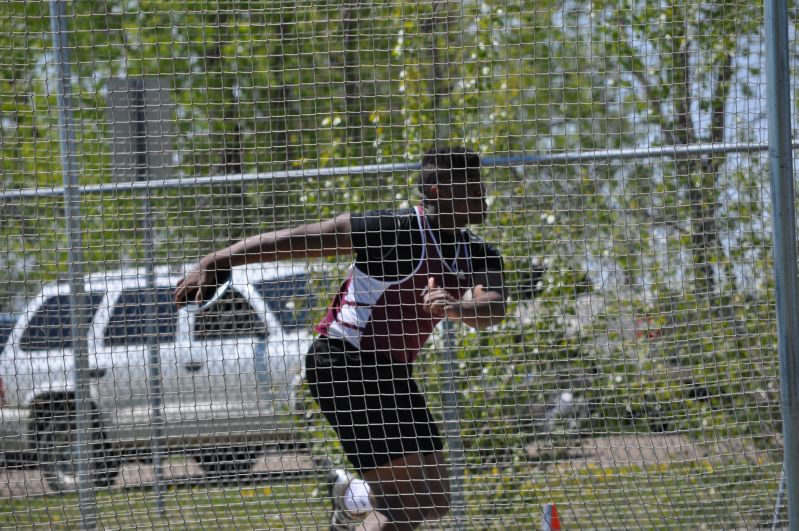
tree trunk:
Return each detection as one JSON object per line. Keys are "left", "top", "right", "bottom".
{"left": 343, "top": 2, "right": 364, "bottom": 149}
{"left": 422, "top": 0, "right": 453, "bottom": 142}
{"left": 269, "top": 16, "right": 294, "bottom": 167}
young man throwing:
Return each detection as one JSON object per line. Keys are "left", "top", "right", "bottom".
{"left": 175, "top": 146, "right": 506, "bottom": 530}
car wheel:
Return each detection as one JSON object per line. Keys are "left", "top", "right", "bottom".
{"left": 197, "top": 446, "right": 258, "bottom": 480}
{"left": 32, "top": 401, "right": 120, "bottom": 493}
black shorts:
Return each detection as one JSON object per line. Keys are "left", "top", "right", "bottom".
{"left": 305, "top": 336, "right": 444, "bottom": 473}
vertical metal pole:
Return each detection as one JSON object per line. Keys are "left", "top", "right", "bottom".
{"left": 48, "top": 1, "right": 97, "bottom": 528}
{"left": 440, "top": 321, "right": 466, "bottom": 529}
{"left": 428, "top": 0, "right": 452, "bottom": 143}
{"left": 765, "top": 0, "right": 799, "bottom": 528}
{"left": 774, "top": 465, "right": 787, "bottom": 530}
{"left": 132, "top": 79, "right": 166, "bottom": 515}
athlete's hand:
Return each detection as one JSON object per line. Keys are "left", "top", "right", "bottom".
{"left": 174, "top": 263, "right": 229, "bottom": 308}
{"left": 422, "top": 277, "right": 459, "bottom": 319}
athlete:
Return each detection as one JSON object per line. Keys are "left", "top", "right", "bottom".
{"left": 175, "top": 146, "right": 506, "bottom": 530}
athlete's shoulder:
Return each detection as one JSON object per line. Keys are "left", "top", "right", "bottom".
{"left": 350, "top": 207, "right": 420, "bottom": 252}
{"left": 357, "top": 206, "right": 418, "bottom": 230}
{"left": 357, "top": 206, "right": 417, "bottom": 220}
{"left": 461, "top": 229, "right": 484, "bottom": 243}
{"left": 462, "top": 229, "right": 502, "bottom": 257}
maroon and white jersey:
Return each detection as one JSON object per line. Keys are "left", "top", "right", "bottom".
{"left": 315, "top": 205, "right": 502, "bottom": 363}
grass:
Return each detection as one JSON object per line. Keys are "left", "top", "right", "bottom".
{"left": 0, "top": 479, "right": 327, "bottom": 530}
{"left": 464, "top": 460, "right": 782, "bottom": 530}
{"left": 0, "top": 460, "right": 782, "bottom": 530}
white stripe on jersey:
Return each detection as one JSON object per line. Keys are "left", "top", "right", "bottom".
{"left": 326, "top": 206, "right": 427, "bottom": 347}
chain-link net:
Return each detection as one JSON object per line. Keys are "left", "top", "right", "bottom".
{"left": 0, "top": 0, "right": 788, "bottom": 529}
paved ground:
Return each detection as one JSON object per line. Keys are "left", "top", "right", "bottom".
{"left": 526, "top": 432, "right": 776, "bottom": 468}
{"left": 0, "top": 453, "right": 320, "bottom": 498}
{"left": 0, "top": 433, "right": 778, "bottom": 501}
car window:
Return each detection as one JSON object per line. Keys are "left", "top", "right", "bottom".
{"left": 20, "top": 293, "right": 104, "bottom": 352}
{"left": 104, "top": 287, "right": 178, "bottom": 347}
{"left": 0, "top": 315, "right": 14, "bottom": 348}
{"left": 193, "top": 288, "right": 267, "bottom": 340}
{"left": 255, "top": 275, "right": 314, "bottom": 330}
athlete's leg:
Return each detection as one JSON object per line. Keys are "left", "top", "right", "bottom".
{"left": 360, "top": 450, "right": 450, "bottom": 531}
{"left": 306, "top": 340, "right": 449, "bottom": 529}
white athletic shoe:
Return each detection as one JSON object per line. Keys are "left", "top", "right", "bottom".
{"left": 327, "top": 469, "right": 375, "bottom": 530}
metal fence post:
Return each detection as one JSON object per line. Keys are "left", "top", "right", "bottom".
{"left": 765, "top": 0, "right": 799, "bottom": 528}
{"left": 131, "top": 78, "right": 167, "bottom": 516}
{"left": 48, "top": 1, "right": 97, "bottom": 528}
{"left": 773, "top": 465, "right": 787, "bottom": 529}
{"left": 441, "top": 321, "right": 466, "bottom": 529}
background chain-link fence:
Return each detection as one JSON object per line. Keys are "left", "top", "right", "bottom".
{"left": 0, "top": 0, "right": 795, "bottom": 528}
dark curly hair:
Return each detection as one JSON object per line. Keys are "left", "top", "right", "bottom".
{"left": 418, "top": 146, "right": 481, "bottom": 199}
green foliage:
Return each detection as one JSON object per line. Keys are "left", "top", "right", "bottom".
{"left": 616, "top": 294, "right": 781, "bottom": 443}
{"left": 415, "top": 285, "right": 781, "bottom": 469}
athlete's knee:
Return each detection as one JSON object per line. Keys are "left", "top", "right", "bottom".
{"left": 378, "top": 491, "right": 424, "bottom": 524}
{"left": 388, "top": 490, "right": 450, "bottom": 524}
{"left": 366, "top": 452, "right": 451, "bottom": 527}
{"left": 424, "top": 483, "right": 450, "bottom": 519}
{"left": 376, "top": 491, "right": 432, "bottom": 527}
{"left": 421, "top": 459, "right": 451, "bottom": 520}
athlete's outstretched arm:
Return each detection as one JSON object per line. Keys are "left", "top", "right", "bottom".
{"left": 175, "top": 214, "right": 353, "bottom": 307}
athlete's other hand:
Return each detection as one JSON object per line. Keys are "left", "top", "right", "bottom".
{"left": 422, "top": 277, "right": 459, "bottom": 319}
{"left": 174, "top": 263, "right": 229, "bottom": 308}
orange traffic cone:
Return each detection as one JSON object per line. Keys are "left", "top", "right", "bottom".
{"left": 542, "top": 502, "right": 561, "bottom": 530}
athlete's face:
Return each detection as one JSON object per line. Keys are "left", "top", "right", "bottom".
{"left": 433, "top": 169, "right": 487, "bottom": 227}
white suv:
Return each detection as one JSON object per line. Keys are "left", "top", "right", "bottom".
{"left": 0, "top": 262, "right": 319, "bottom": 490}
